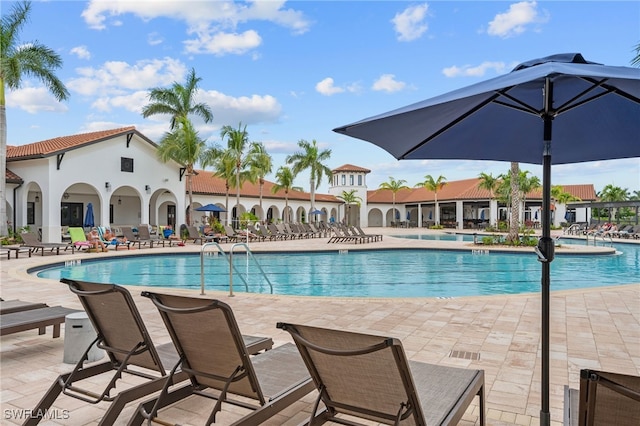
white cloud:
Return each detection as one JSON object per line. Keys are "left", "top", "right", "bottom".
{"left": 67, "top": 57, "right": 187, "bottom": 96}
{"left": 372, "top": 74, "right": 406, "bottom": 93}
{"left": 81, "top": 0, "right": 310, "bottom": 56}
{"left": 198, "top": 90, "right": 283, "bottom": 127}
{"left": 487, "top": 1, "right": 549, "bottom": 38}
{"left": 184, "top": 30, "right": 262, "bottom": 55}
{"left": 442, "top": 61, "right": 508, "bottom": 77}
{"left": 147, "top": 32, "right": 163, "bottom": 46}
{"left": 6, "top": 85, "right": 69, "bottom": 114}
{"left": 315, "top": 78, "right": 345, "bottom": 96}
{"left": 70, "top": 45, "right": 91, "bottom": 60}
{"left": 392, "top": 3, "right": 429, "bottom": 42}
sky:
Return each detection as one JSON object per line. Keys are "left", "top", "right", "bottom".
{"left": 5, "top": 0, "right": 640, "bottom": 195}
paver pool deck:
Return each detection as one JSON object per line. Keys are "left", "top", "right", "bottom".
{"left": 1, "top": 228, "right": 638, "bottom": 425}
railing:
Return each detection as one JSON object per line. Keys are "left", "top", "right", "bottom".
{"left": 585, "top": 233, "right": 614, "bottom": 247}
{"left": 200, "top": 242, "right": 273, "bottom": 296}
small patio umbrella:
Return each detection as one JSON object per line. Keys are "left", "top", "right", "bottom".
{"left": 480, "top": 209, "right": 485, "bottom": 221}
{"left": 195, "top": 204, "right": 226, "bottom": 212}
{"left": 334, "top": 53, "right": 640, "bottom": 425}
{"left": 83, "top": 202, "right": 95, "bottom": 228}
{"left": 310, "top": 209, "right": 324, "bottom": 215}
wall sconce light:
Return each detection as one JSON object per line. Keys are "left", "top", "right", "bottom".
{"left": 145, "top": 185, "right": 151, "bottom": 194}
{"left": 35, "top": 193, "right": 40, "bottom": 203}
{"left": 105, "top": 182, "right": 111, "bottom": 191}
{"left": 63, "top": 192, "right": 70, "bottom": 200}
{"left": 118, "top": 197, "right": 122, "bottom": 205}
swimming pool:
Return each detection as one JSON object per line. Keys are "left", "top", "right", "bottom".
{"left": 34, "top": 238, "right": 638, "bottom": 298}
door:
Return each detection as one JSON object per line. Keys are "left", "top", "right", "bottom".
{"left": 167, "top": 205, "right": 176, "bottom": 228}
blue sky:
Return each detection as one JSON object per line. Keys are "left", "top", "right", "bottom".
{"left": 5, "top": 0, "right": 639, "bottom": 194}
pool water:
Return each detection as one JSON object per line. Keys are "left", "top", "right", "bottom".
{"left": 35, "top": 238, "right": 638, "bottom": 298}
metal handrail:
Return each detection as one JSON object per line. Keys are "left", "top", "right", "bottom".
{"left": 200, "top": 242, "right": 273, "bottom": 296}
{"left": 229, "top": 243, "right": 274, "bottom": 296}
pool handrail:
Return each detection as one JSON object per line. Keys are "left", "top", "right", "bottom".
{"left": 200, "top": 242, "right": 273, "bottom": 296}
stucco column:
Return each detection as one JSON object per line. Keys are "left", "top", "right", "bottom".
{"left": 456, "top": 200, "right": 464, "bottom": 230}
{"left": 490, "top": 199, "right": 498, "bottom": 226}
{"left": 41, "top": 192, "right": 62, "bottom": 243}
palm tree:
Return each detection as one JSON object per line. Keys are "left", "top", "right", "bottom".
{"left": 632, "top": 42, "right": 640, "bottom": 67}
{"left": 286, "top": 139, "right": 332, "bottom": 212}
{"left": 247, "top": 142, "right": 272, "bottom": 219}
{"left": 415, "top": 175, "right": 446, "bottom": 226}
{"left": 599, "top": 184, "right": 630, "bottom": 221}
{"left": 272, "top": 166, "right": 295, "bottom": 223}
{"left": 478, "top": 172, "right": 499, "bottom": 225}
{"left": 201, "top": 146, "right": 235, "bottom": 226}
{"left": 378, "top": 177, "right": 409, "bottom": 225}
{"left": 518, "top": 170, "right": 541, "bottom": 219}
{"left": 141, "top": 68, "right": 212, "bottom": 130}
{"left": 336, "top": 189, "right": 362, "bottom": 226}
{"left": 1, "top": 0, "right": 69, "bottom": 236}
{"left": 220, "top": 123, "right": 257, "bottom": 226}
{"left": 156, "top": 116, "right": 207, "bottom": 226}
{"left": 507, "top": 162, "right": 520, "bottom": 243}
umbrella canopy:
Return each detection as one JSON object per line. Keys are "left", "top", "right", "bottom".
{"left": 83, "top": 202, "right": 95, "bottom": 228}
{"left": 334, "top": 53, "right": 640, "bottom": 425}
{"left": 310, "top": 209, "right": 324, "bottom": 215}
{"left": 194, "top": 204, "right": 226, "bottom": 212}
{"left": 480, "top": 209, "right": 485, "bottom": 221}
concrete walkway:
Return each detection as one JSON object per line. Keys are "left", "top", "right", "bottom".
{"left": 1, "top": 228, "right": 638, "bottom": 425}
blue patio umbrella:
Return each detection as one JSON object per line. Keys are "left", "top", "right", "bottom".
{"left": 535, "top": 210, "right": 539, "bottom": 220}
{"left": 480, "top": 209, "right": 485, "bottom": 220}
{"left": 334, "top": 54, "right": 640, "bottom": 425}
{"left": 83, "top": 202, "right": 95, "bottom": 228}
{"left": 395, "top": 210, "right": 400, "bottom": 220}
{"left": 195, "top": 204, "right": 226, "bottom": 212}
{"left": 310, "top": 209, "right": 324, "bottom": 215}
{"left": 428, "top": 210, "right": 432, "bottom": 220}
{"left": 406, "top": 211, "right": 410, "bottom": 220}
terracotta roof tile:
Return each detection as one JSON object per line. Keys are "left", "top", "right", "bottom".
{"left": 367, "top": 178, "right": 597, "bottom": 204}
{"left": 7, "top": 126, "right": 140, "bottom": 160}
{"left": 191, "top": 170, "right": 341, "bottom": 203}
{"left": 5, "top": 168, "right": 22, "bottom": 184}
{"left": 333, "top": 164, "right": 371, "bottom": 173}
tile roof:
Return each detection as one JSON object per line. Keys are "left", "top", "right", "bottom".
{"left": 7, "top": 126, "right": 147, "bottom": 160}
{"left": 367, "top": 178, "right": 596, "bottom": 204}
{"left": 5, "top": 168, "right": 23, "bottom": 184}
{"left": 332, "top": 164, "right": 371, "bottom": 173}
{"left": 191, "top": 169, "right": 341, "bottom": 203}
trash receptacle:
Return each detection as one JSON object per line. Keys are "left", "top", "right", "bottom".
{"left": 63, "top": 312, "right": 104, "bottom": 364}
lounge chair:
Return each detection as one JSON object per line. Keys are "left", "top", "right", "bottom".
{"left": 185, "top": 225, "right": 217, "bottom": 244}
{"left": 564, "top": 369, "right": 640, "bottom": 426}
{"left": 267, "top": 223, "right": 287, "bottom": 240}
{"left": 223, "top": 224, "right": 242, "bottom": 242}
{"left": 68, "top": 227, "right": 94, "bottom": 252}
{"left": 0, "top": 305, "right": 79, "bottom": 338}
{"left": 0, "top": 299, "right": 48, "bottom": 315}
{"left": 137, "top": 224, "right": 163, "bottom": 248}
{"left": 355, "top": 225, "right": 383, "bottom": 242}
{"left": 97, "top": 226, "right": 131, "bottom": 250}
{"left": 20, "top": 231, "right": 73, "bottom": 255}
{"left": 121, "top": 226, "right": 148, "bottom": 249}
{"left": 277, "top": 322, "right": 486, "bottom": 426}
{"left": 25, "top": 279, "right": 272, "bottom": 426}
{"left": 128, "top": 292, "right": 314, "bottom": 426}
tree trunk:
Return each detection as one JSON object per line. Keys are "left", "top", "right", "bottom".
{"left": 0, "top": 104, "right": 8, "bottom": 236}
{"left": 507, "top": 162, "right": 520, "bottom": 243}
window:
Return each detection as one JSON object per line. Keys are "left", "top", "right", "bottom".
{"left": 121, "top": 157, "right": 134, "bottom": 172}
{"left": 350, "top": 175, "right": 354, "bottom": 185}
{"left": 27, "top": 202, "right": 35, "bottom": 224}
{"left": 61, "top": 203, "right": 84, "bottom": 227}
{"left": 358, "top": 175, "right": 362, "bottom": 186}
{"left": 341, "top": 175, "right": 346, "bottom": 185}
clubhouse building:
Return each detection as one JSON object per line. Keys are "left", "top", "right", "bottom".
{"left": 5, "top": 127, "right": 597, "bottom": 243}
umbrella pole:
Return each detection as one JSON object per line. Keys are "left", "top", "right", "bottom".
{"left": 538, "top": 102, "right": 555, "bottom": 426}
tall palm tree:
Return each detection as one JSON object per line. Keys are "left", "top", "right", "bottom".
{"left": 220, "top": 123, "right": 256, "bottom": 226}
{"left": 1, "top": 0, "right": 69, "bottom": 236}
{"left": 141, "top": 68, "right": 212, "bottom": 130}
{"left": 156, "top": 116, "right": 207, "bottom": 226}
{"left": 378, "top": 177, "right": 409, "bottom": 225}
{"left": 416, "top": 175, "right": 446, "bottom": 226}
{"left": 272, "top": 166, "right": 295, "bottom": 223}
{"left": 336, "top": 189, "right": 362, "bottom": 226}
{"left": 478, "top": 172, "right": 499, "bottom": 225}
{"left": 507, "top": 162, "right": 520, "bottom": 243}
{"left": 518, "top": 170, "right": 541, "bottom": 219}
{"left": 203, "top": 150, "right": 236, "bottom": 226}
{"left": 247, "top": 142, "right": 272, "bottom": 219}
{"left": 286, "top": 139, "right": 332, "bottom": 212}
